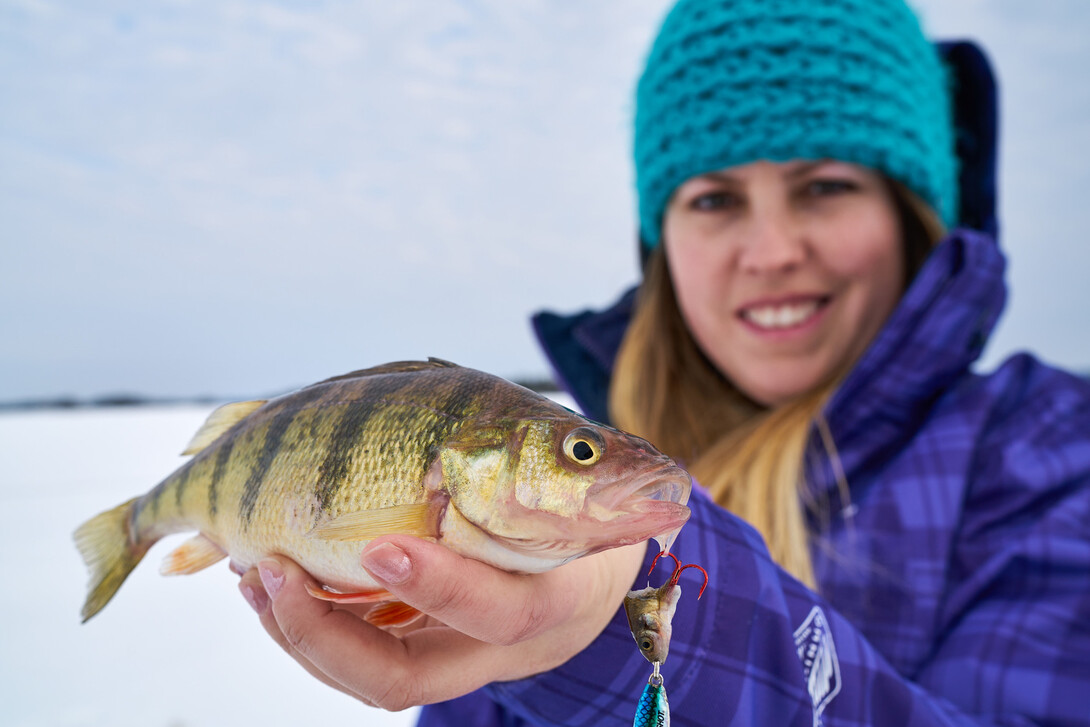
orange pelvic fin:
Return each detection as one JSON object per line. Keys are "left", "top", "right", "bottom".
{"left": 304, "top": 583, "right": 423, "bottom": 627}
{"left": 308, "top": 502, "right": 439, "bottom": 541}
{"left": 160, "top": 534, "right": 228, "bottom": 575}
{"left": 304, "top": 582, "right": 394, "bottom": 604}
{"left": 365, "top": 600, "right": 425, "bottom": 628}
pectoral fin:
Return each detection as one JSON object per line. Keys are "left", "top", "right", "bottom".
{"left": 160, "top": 534, "right": 227, "bottom": 575}
{"left": 309, "top": 503, "right": 440, "bottom": 541}
{"left": 182, "top": 400, "right": 267, "bottom": 455}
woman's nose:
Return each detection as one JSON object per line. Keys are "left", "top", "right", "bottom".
{"left": 736, "top": 212, "right": 807, "bottom": 274}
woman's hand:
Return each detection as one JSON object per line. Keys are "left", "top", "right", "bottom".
{"left": 237, "top": 535, "right": 647, "bottom": 711}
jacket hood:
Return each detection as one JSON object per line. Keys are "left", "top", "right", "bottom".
{"left": 940, "top": 41, "right": 999, "bottom": 240}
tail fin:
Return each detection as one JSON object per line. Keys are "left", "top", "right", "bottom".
{"left": 74, "top": 497, "right": 150, "bottom": 622}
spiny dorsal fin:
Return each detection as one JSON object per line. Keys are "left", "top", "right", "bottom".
{"left": 182, "top": 400, "right": 267, "bottom": 455}
{"left": 308, "top": 503, "right": 439, "bottom": 541}
{"left": 305, "top": 358, "right": 460, "bottom": 389}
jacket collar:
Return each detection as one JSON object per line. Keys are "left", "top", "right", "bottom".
{"left": 811, "top": 228, "right": 1006, "bottom": 497}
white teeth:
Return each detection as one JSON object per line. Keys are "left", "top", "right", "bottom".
{"left": 743, "top": 301, "right": 820, "bottom": 329}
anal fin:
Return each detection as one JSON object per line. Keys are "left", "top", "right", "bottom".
{"left": 160, "top": 534, "right": 228, "bottom": 575}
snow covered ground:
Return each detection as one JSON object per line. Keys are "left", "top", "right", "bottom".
{"left": 0, "top": 405, "right": 423, "bottom": 727}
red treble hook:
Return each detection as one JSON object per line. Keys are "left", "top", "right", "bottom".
{"left": 647, "top": 550, "right": 709, "bottom": 599}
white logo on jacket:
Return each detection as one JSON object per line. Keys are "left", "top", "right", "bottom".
{"left": 793, "top": 606, "right": 841, "bottom": 726}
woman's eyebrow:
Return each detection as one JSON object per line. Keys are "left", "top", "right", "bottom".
{"left": 784, "top": 160, "right": 830, "bottom": 179}
{"left": 695, "top": 160, "right": 833, "bottom": 185}
{"left": 693, "top": 170, "right": 741, "bottom": 184}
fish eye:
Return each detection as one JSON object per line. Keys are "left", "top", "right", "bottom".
{"left": 563, "top": 427, "right": 604, "bottom": 466}
{"left": 640, "top": 639, "right": 653, "bottom": 651}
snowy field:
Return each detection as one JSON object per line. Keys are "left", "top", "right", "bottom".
{"left": 0, "top": 405, "right": 424, "bottom": 727}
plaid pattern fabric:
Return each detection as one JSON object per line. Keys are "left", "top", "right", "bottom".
{"left": 417, "top": 231, "right": 1090, "bottom": 726}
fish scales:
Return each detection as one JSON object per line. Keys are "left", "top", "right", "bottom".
{"left": 314, "top": 368, "right": 488, "bottom": 516}
{"left": 75, "top": 359, "right": 693, "bottom": 623}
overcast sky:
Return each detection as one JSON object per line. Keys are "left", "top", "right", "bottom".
{"left": 2, "top": 0, "right": 1088, "bottom": 402}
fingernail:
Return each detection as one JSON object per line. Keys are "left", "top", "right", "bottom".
{"left": 239, "top": 583, "right": 268, "bottom": 614}
{"left": 258, "top": 560, "right": 285, "bottom": 600}
{"left": 361, "top": 543, "right": 411, "bottom": 585}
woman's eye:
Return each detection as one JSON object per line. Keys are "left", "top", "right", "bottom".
{"left": 689, "top": 191, "right": 737, "bottom": 211}
{"left": 804, "top": 179, "right": 856, "bottom": 197}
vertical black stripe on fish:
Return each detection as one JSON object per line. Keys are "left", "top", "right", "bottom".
{"left": 148, "top": 480, "right": 164, "bottom": 519}
{"left": 314, "top": 401, "right": 379, "bottom": 515}
{"left": 173, "top": 457, "right": 195, "bottom": 511}
{"left": 312, "top": 372, "right": 423, "bottom": 515}
{"left": 319, "top": 368, "right": 473, "bottom": 516}
{"left": 207, "top": 436, "right": 235, "bottom": 519}
{"left": 436, "top": 372, "right": 485, "bottom": 422}
{"left": 238, "top": 386, "right": 328, "bottom": 527}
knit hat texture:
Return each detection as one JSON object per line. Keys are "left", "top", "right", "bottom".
{"left": 635, "top": 0, "right": 958, "bottom": 247}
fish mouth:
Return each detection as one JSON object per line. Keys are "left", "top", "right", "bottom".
{"left": 585, "top": 460, "right": 693, "bottom": 552}
{"left": 587, "top": 459, "right": 692, "bottom": 511}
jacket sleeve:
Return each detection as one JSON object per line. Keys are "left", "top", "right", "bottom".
{"left": 477, "top": 479, "right": 1090, "bottom": 726}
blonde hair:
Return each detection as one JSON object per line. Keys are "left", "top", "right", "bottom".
{"left": 609, "top": 179, "right": 944, "bottom": 587}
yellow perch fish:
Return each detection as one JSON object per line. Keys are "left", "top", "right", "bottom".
{"left": 75, "top": 358, "right": 692, "bottom": 624}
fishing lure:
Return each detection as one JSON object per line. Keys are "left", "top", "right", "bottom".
{"left": 624, "top": 552, "right": 708, "bottom": 727}
{"left": 633, "top": 663, "right": 670, "bottom": 727}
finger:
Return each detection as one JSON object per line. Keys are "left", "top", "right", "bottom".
{"left": 237, "top": 563, "right": 375, "bottom": 704}
{"left": 359, "top": 536, "right": 641, "bottom": 646}
{"left": 258, "top": 556, "right": 528, "bottom": 708}
{"left": 255, "top": 557, "right": 525, "bottom": 708}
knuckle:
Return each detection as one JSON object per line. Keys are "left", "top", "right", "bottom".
{"left": 499, "top": 585, "right": 557, "bottom": 645}
{"left": 371, "top": 670, "right": 424, "bottom": 712}
{"left": 277, "top": 615, "right": 315, "bottom": 655}
{"left": 424, "top": 568, "right": 478, "bottom": 616}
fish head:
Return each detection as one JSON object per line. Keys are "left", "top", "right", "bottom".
{"left": 436, "top": 414, "right": 691, "bottom": 569}
{"left": 623, "top": 582, "right": 681, "bottom": 665}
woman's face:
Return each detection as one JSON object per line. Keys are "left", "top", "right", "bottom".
{"left": 662, "top": 159, "right": 904, "bottom": 407}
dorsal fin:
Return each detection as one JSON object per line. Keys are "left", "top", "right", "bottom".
{"left": 181, "top": 400, "right": 267, "bottom": 455}
{"left": 304, "top": 358, "right": 460, "bottom": 388}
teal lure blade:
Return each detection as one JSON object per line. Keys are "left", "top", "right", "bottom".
{"left": 633, "top": 669, "right": 669, "bottom": 727}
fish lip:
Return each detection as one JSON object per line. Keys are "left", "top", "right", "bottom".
{"left": 586, "top": 459, "right": 692, "bottom": 513}
{"left": 581, "top": 460, "right": 692, "bottom": 550}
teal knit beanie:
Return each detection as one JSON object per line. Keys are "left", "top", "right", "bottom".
{"left": 635, "top": 0, "right": 958, "bottom": 248}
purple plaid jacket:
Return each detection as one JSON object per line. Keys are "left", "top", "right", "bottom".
{"left": 417, "top": 43, "right": 1090, "bottom": 727}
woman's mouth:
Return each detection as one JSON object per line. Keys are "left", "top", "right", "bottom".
{"left": 738, "top": 296, "right": 830, "bottom": 331}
